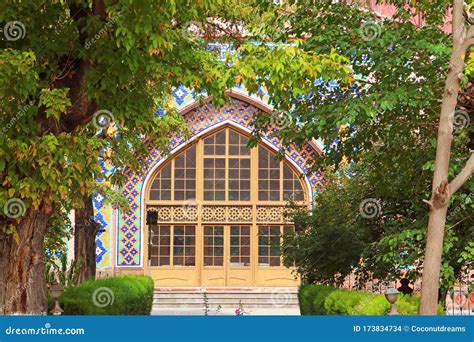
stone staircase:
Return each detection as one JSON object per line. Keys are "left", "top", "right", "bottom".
{"left": 151, "top": 287, "right": 300, "bottom": 315}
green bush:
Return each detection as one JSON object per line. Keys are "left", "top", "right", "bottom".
{"left": 312, "top": 285, "right": 338, "bottom": 315}
{"left": 298, "top": 285, "right": 319, "bottom": 315}
{"left": 59, "top": 275, "right": 154, "bottom": 315}
{"left": 396, "top": 294, "right": 445, "bottom": 315}
{"left": 324, "top": 289, "right": 372, "bottom": 315}
{"left": 298, "top": 285, "right": 445, "bottom": 316}
{"left": 352, "top": 294, "right": 389, "bottom": 315}
{"left": 298, "top": 285, "right": 337, "bottom": 315}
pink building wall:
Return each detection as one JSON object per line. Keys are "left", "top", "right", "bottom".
{"left": 370, "top": 0, "right": 452, "bottom": 33}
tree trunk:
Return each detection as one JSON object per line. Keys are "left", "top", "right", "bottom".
{"left": 74, "top": 194, "right": 100, "bottom": 283}
{"left": 420, "top": 205, "right": 449, "bottom": 314}
{"left": 0, "top": 232, "right": 10, "bottom": 314}
{"left": 419, "top": 0, "right": 468, "bottom": 315}
{"left": 1, "top": 206, "right": 51, "bottom": 315}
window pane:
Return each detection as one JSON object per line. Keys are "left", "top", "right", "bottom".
{"left": 204, "top": 156, "right": 225, "bottom": 201}
{"left": 258, "top": 147, "right": 280, "bottom": 201}
{"left": 174, "top": 145, "right": 196, "bottom": 201}
{"left": 258, "top": 225, "right": 282, "bottom": 267}
{"left": 230, "top": 225, "right": 251, "bottom": 267}
{"left": 203, "top": 226, "right": 224, "bottom": 266}
{"left": 229, "top": 130, "right": 239, "bottom": 144}
{"left": 229, "top": 129, "right": 250, "bottom": 156}
{"left": 204, "top": 131, "right": 226, "bottom": 156}
{"left": 149, "top": 163, "right": 172, "bottom": 201}
{"left": 175, "top": 154, "right": 184, "bottom": 168}
{"left": 175, "top": 169, "right": 184, "bottom": 179}
{"left": 216, "top": 131, "right": 226, "bottom": 144}
{"left": 282, "top": 163, "right": 305, "bottom": 202}
{"left": 228, "top": 157, "right": 251, "bottom": 201}
{"left": 161, "top": 164, "right": 171, "bottom": 178}
{"left": 149, "top": 225, "right": 171, "bottom": 267}
{"left": 204, "top": 145, "right": 214, "bottom": 155}
{"left": 173, "top": 225, "right": 195, "bottom": 266}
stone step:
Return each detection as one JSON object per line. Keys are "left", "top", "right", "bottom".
{"left": 152, "top": 299, "right": 299, "bottom": 306}
{"left": 150, "top": 308, "right": 301, "bottom": 316}
{"left": 152, "top": 303, "right": 300, "bottom": 309}
{"left": 152, "top": 298, "right": 298, "bottom": 304}
{"left": 151, "top": 287, "right": 300, "bottom": 315}
{"left": 153, "top": 293, "right": 297, "bottom": 299}
{"left": 152, "top": 287, "right": 299, "bottom": 311}
{"left": 154, "top": 287, "right": 298, "bottom": 293}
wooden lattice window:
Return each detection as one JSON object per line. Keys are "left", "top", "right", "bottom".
{"left": 149, "top": 163, "right": 172, "bottom": 201}
{"left": 228, "top": 158, "right": 250, "bottom": 201}
{"left": 230, "top": 225, "right": 251, "bottom": 266}
{"left": 258, "top": 147, "right": 280, "bottom": 201}
{"left": 283, "top": 163, "right": 304, "bottom": 201}
{"left": 150, "top": 127, "right": 305, "bottom": 204}
{"left": 203, "top": 226, "right": 224, "bottom": 266}
{"left": 149, "top": 225, "right": 171, "bottom": 266}
{"left": 173, "top": 225, "right": 195, "bottom": 266}
{"left": 174, "top": 145, "right": 196, "bottom": 200}
{"left": 229, "top": 129, "right": 250, "bottom": 156}
{"left": 203, "top": 158, "right": 226, "bottom": 201}
{"left": 258, "top": 225, "right": 281, "bottom": 266}
{"left": 204, "top": 130, "right": 226, "bottom": 155}
{"left": 203, "top": 129, "right": 252, "bottom": 201}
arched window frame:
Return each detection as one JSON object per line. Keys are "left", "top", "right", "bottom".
{"left": 146, "top": 126, "right": 308, "bottom": 205}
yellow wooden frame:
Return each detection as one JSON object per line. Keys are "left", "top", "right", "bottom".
{"left": 144, "top": 125, "right": 306, "bottom": 286}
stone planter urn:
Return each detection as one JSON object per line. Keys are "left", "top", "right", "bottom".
{"left": 50, "top": 283, "right": 64, "bottom": 315}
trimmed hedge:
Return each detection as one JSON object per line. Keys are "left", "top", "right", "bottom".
{"left": 58, "top": 275, "right": 154, "bottom": 315}
{"left": 299, "top": 285, "right": 444, "bottom": 315}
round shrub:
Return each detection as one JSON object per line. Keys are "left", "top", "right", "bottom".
{"left": 58, "top": 275, "right": 154, "bottom": 315}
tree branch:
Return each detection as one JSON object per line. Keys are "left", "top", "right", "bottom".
{"left": 461, "top": 36, "right": 474, "bottom": 52}
{"left": 452, "top": 0, "right": 465, "bottom": 45}
{"left": 449, "top": 153, "right": 474, "bottom": 195}
{"left": 466, "top": 24, "right": 474, "bottom": 40}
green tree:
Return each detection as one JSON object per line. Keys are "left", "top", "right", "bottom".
{"left": 259, "top": 0, "right": 473, "bottom": 314}
{"left": 282, "top": 160, "right": 473, "bottom": 299}
{"left": 282, "top": 175, "right": 371, "bottom": 285}
{"left": 0, "top": 0, "right": 350, "bottom": 314}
